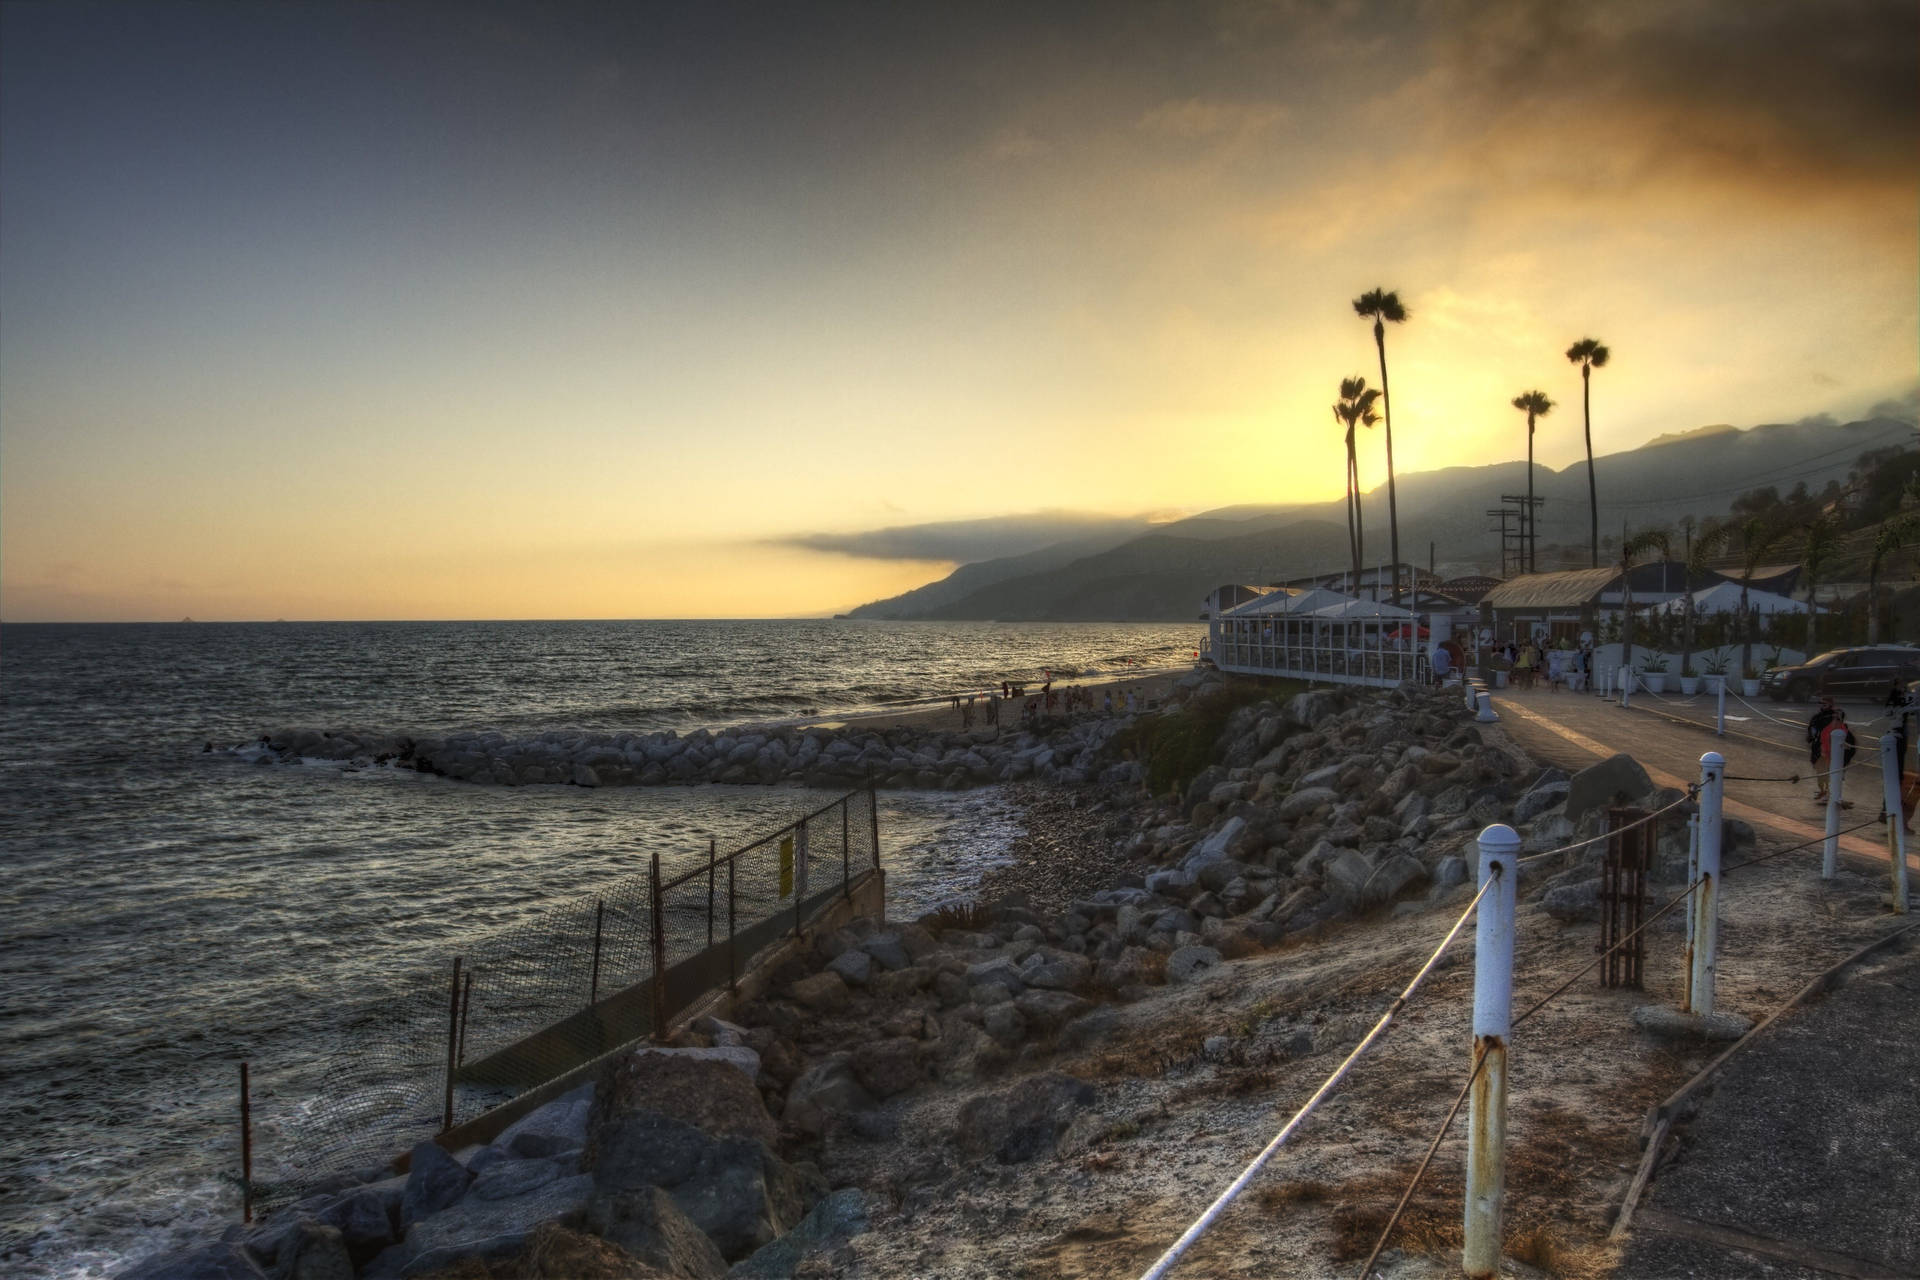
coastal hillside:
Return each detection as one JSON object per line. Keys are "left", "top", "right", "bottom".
{"left": 848, "top": 414, "right": 1916, "bottom": 621}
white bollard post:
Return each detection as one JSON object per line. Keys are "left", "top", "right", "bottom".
{"left": 1620, "top": 668, "right": 1633, "bottom": 709}
{"left": 1688, "top": 753, "right": 1724, "bottom": 1015}
{"left": 1466, "top": 677, "right": 1479, "bottom": 713}
{"left": 1881, "top": 733, "right": 1909, "bottom": 914}
{"left": 1464, "top": 824, "right": 1519, "bottom": 1279}
{"left": 1823, "top": 736, "right": 1844, "bottom": 879}
{"left": 1475, "top": 691, "right": 1497, "bottom": 723}
{"left": 1715, "top": 680, "right": 1726, "bottom": 736}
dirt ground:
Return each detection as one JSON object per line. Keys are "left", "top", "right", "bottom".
{"left": 809, "top": 723, "right": 1911, "bottom": 1279}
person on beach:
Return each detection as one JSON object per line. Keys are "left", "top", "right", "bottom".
{"left": 1546, "top": 646, "right": 1565, "bottom": 692}
{"left": 1103, "top": 690, "right": 1114, "bottom": 716}
{"left": 1429, "top": 640, "right": 1451, "bottom": 685}
{"left": 1815, "top": 706, "right": 1857, "bottom": 804}
{"left": 1808, "top": 695, "right": 1839, "bottom": 800}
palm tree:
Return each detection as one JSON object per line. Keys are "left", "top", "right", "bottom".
{"left": 1619, "top": 527, "right": 1671, "bottom": 686}
{"left": 1353, "top": 288, "right": 1408, "bottom": 594}
{"left": 1332, "top": 377, "right": 1381, "bottom": 591}
{"left": 1865, "top": 511, "right": 1917, "bottom": 644}
{"left": 1565, "top": 337, "right": 1610, "bottom": 569}
{"left": 1798, "top": 514, "right": 1838, "bottom": 655}
{"left": 1511, "top": 390, "right": 1554, "bottom": 573}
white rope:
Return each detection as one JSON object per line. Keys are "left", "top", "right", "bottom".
{"left": 1137, "top": 873, "right": 1497, "bottom": 1280}
{"left": 1515, "top": 790, "right": 1696, "bottom": 865}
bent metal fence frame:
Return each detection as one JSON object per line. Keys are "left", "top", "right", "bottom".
{"left": 254, "top": 786, "right": 879, "bottom": 1208}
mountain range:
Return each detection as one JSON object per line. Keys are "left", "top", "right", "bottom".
{"left": 842, "top": 415, "right": 1916, "bottom": 621}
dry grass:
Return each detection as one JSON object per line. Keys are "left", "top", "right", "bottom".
{"left": 1067, "top": 1018, "right": 1209, "bottom": 1080}
{"left": 924, "top": 898, "right": 992, "bottom": 932}
{"left": 1255, "top": 1179, "right": 1334, "bottom": 1209}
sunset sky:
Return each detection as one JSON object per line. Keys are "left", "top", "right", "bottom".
{"left": 2, "top": 0, "right": 1914, "bottom": 621}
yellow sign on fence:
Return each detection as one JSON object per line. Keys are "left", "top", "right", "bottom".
{"left": 779, "top": 835, "right": 794, "bottom": 897}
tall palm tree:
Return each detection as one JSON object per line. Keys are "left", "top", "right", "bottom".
{"left": 1619, "top": 527, "right": 1671, "bottom": 685}
{"left": 1511, "top": 390, "right": 1554, "bottom": 573}
{"left": 1353, "top": 288, "right": 1408, "bottom": 595}
{"left": 1798, "top": 514, "right": 1838, "bottom": 655}
{"left": 1333, "top": 376, "right": 1381, "bottom": 591}
{"left": 1565, "top": 337, "right": 1610, "bottom": 569}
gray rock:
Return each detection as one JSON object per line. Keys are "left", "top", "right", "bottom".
{"left": 585, "top": 1184, "right": 726, "bottom": 1278}
{"left": 859, "top": 932, "right": 911, "bottom": 971}
{"left": 849, "top": 1037, "right": 923, "bottom": 1098}
{"left": 1060, "top": 1006, "right": 1124, "bottom": 1049}
{"left": 370, "top": 1173, "right": 593, "bottom": 1278}
{"left": 592, "top": 1116, "right": 811, "bottom": 1262}
{"left": 1022, "top": 950, "right": 1092, "bottom": 990}
{"left": 400, "top": 1141, "right": 473, "bottom": 1227}
{"left": 1184, "top": 817, "right": 1246, "bottom": 869}
{"left": 1364, "top": 853, "right": 1429, "bottom": 903}
{"left": 729, "top": 1187, "right": 869, "bottom": 1279}
{"left": 629, "top": 1045, "right": 761, "bottom": 1082}
{"left": 1286, "top": 690, "right": 1340, "bottom": 729}
{"left": 827, "top": 948, "right": 873, "bottom": 987}
{"left": 1512, "top": 781, "right": 1570, "bottom": 824}
{"left": 1564, "top": 754, "right": 1654, "bottom": 823}
{"left": 1433, "top": 855, "right": 1469, "bottom": 888}
{"left": 1541, "top": 878, "right": 1602, "bottom": 922}
{"left": 787, "top": 971, "right": 849, "bottom": 1012}
{"left": 270, "top": 1220, "right": 353, "bottom": 1280}
{"left": 1143, "top": 868, "right": 1195, "bottom": 895}
{"left": 1278, "top": 787, "right": 1339, "bottom": 820}
{"left": 1165, "top": 945, "right": 1223, "bottom": 984}
{"left": 320, "top": 1182, "right": 403, "bottom": 1258}
{"left": 495, "top": 1083, "right": 593, "bottom": 1160}
{"left": 964, "top": 957, "right": 1025, "bottom": 991}
{"left": 782, "top": 1056, "right": 876, "bottom": 1136}
{"left": 954, "top": 1072, "right": 1096, "bottom": 1164}
{"left": 1326, "top": 848, "right": 1375, "bottom": 903}
{"left": 469, "top": 1158, "right": 560, "bottom": 1202}
{"left": 1013, "top": 988, "right": 1093, "bottom": 1031}
{"left": 983, "top": 1001, "right": 1027, "bottom": 1044}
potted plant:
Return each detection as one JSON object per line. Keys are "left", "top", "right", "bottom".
{"left": 1741, "top": 666, "right": 1764, "bottom": 697}
{"left": 1701, "top": 651, "right": 1730, "bottom": 693}
{"left": 1640, "top": 653, "right": 1669, "bottom": 693}
{"left": 1679, "top": 664, "right": 1700, "bottom": 696}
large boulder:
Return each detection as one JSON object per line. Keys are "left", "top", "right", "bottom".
{"left": 1183, "top": 817, "right": 1246, "bottom": 870}
{"left": 366, "top": 1173, "right": 595, "bottom": 1278}
{"left": 588, "top": 1051, "right": 814, "bottom": 1261}
{"left": 495, "top": 1083, "right": 593, "bottom": 1159}
{"left": 954, "top": 1073, "right": 1096, "bottom": 1164}
{"left": 1286, "top": 690, "right": 1340, "bottom": 729}
{"left": 1564, "top": 754, "right": 1654, "bottom": 823}
{"left": 1165, "top": 945, "right": 1223, "bottom": 984}
{"left": 1014, "top": 989, "right": 1094, "bottom": 1031}
{"left": 401, "top": 1141, "right": 474, "bottom": 1227}
{"left": 583, "top": 1184, "right": 726, "bottom": 1277}
{"left": 1278, "top": 787, "right": 1339, "bottom": 821}
{"left": 1325, "top": 849, "right": 1376, "bottom": 903}
{"left": 849, "top": 1038, "right": 923, "bottom": 1099}
{"left": 787, "top": 971, "right": 849, "bottom": 1012}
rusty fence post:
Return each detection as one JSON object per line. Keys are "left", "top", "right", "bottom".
{"left": 239, "top": 1061, "right": 253, "bottom": 1224}
{"left": 1464, "top": 824, "right": 1517, "bottom": 1279}
{"left": 457, "top": 969, "right": 473, "bottom": 1066}
{"left": 442, "top": 956, "right": 462, "bottom": 1133}
{"left": 649, "top": 853, "right": 666, "bottom": 1036}
{"left": 1882, "top": 733, "right": 1910, "bottom": 914}
{"left": 868, "top": 783, "right": 880, "bottom": 868}
{"left": 707, "top": 837, "right": 717, "bottom": 948}
{"left": 1687, "top": 752, "right": 1723, "bottom": 1015}
{"left": 841, "top": 797, "right": 851, "bottom": 900}
{"left": 793, "top": 818, "right": 807, "bottom": 940}
{"left": 589, "top": 899, "right": 604, "bottom": 1008}
{"left": 1682, "top": 812, "right": 1699, "bottom": 1010}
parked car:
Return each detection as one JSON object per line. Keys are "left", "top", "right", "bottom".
{"left": 1763, "top": 645, "right": 1920, "bottom": 702}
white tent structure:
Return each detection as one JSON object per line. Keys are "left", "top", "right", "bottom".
{"left": 1656, "top": 581, "right": 1817, "bottom": 617}
{"left": 1210, "top": 590, "right": 1429, "bottom": 687}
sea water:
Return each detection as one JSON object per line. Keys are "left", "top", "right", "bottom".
{"left": 0, "top": 619, "right": 1199, "bottom": 1277}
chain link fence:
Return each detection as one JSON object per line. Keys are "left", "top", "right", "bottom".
{"left": 254, "top": 787, "right": 878, "bottom": 1208}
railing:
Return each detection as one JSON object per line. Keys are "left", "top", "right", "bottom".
{"left": 246, "top": 786, "right": 879, "bottom": 1208}
{"left": 1211, "top": 638, "right": 1429, "bottom": 688}
{"left": 1139, "top": 720, "right": 1915, "bottom": 1277}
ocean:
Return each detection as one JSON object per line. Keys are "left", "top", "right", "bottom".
{"left": 0, "top": 618, "right": 1201, "bottom": 1278}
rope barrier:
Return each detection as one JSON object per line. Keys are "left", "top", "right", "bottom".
{"left": 1356, "top": 874, "right": 1705, "bottom": 1277}
{"left": 1723, "top": 773, "right": 1803, "bottom": 784}
{"left": 1139, "top": 873, "right": 1498, "bottom": 1280}
{"left": 1721, "top": 816, "right": 1885, "bottom": 875}
{"left": 1514, "top": 790, "right": 1697, "bottom": 867}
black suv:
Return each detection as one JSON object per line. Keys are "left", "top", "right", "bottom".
{"left": 1763, "top": 645, "right": 1920, "bottom": 701}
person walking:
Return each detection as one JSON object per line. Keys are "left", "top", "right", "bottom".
{"left": 1808, "top": 695, "right": 1840, "bottom": 802}
{"left": 1816, "top": 708, "right": 1858, "bottom": 806}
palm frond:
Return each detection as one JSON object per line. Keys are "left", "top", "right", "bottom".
{"left": 1621, "top": 528, "right": 1670, "bottom": 566}
{"left": 1511, "top": 390, "right": 1553, "bottom": 415}
{"left": 1339, "top": 375, "right": 1369, "bottom": 400}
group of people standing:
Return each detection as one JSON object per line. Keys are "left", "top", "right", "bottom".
{"left": 1500, "top": 638, "right": 1593, "bottom": 692}
{"left": 951, "top": 678, "right": 1146, "bottom": 728}
{"left": 1807, "top": 684, "right": 1917, "bottom": 832}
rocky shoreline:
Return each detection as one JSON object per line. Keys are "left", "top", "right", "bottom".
{"left": 138, "top": 674, "right": 1728, "bottom": 1279}
{"left": 238, "top": 710, "right": 1141, "bottom": 792}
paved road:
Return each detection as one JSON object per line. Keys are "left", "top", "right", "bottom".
{"left": 1617, "top": 940, "right": 1920, "bottom": 1279}
{"left": 1484, "top": 685, "right": 1914, "bottom": 875}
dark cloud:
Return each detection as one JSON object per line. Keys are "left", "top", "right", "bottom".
{"left": 1423, "top": 0, "right": 1918, "bottom": 197}
{"left": 776, "top": 512, "right": 1153, "bottom": 563}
